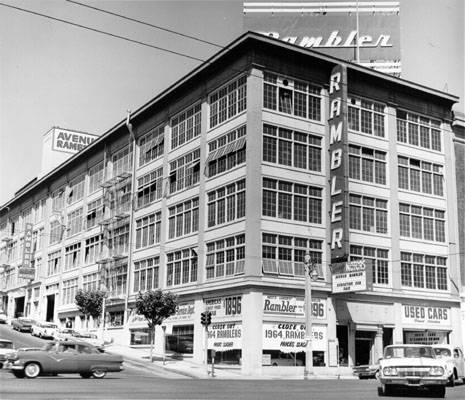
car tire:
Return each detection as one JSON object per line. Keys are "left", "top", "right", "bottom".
{"left": 91, "top": 369, "right": 107, "bottom": 379}
{"left": 80, "top": 372, "right": 92, "bottom": 379}
{"left": 12, "top": 371, "right": 25, "bottom": 379}
{"left": 24, "top": 362, "right": 41, "bottom": 379}
{"left": 383, "top": 385, "right": 394, "bottom": 396}
{"left": 431, "top": 385, "right": 446, "bottom": 398}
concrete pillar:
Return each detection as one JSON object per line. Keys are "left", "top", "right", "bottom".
{"left": 374, "top": 326, "right": 383, "bottom": 362}
{"left": 192, "top": 298, "right": 205, "bottom": 364}
{"left": 241, "top": 290, "right": 263, "bottom": 375}
{"left": 393, "top": 302, "right": 403, "bottom": 344}
{"left": 348, "top": 321, "right": 356, "bottom": 367}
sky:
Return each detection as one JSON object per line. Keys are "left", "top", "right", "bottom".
{"left": 1, "top": 0, "right": 463, "bottom": 206}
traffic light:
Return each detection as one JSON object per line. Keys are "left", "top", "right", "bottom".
{"left": 200, "top": 312, "right": 206, "bottom": 326}
{"left": 206, "top": 311, "right": 211, "bottom": 326}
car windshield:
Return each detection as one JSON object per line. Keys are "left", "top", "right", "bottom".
{"left": 44, "top": 323, "right": 57, "bottom": 328}
{"left": 0, "top": 341, "right": 13, "bottom": 349}
{"left": 433, "top": 348, "right": 451, "bottom": 357}
{"left": 384, "top": 346, "right": 434, "bottom": 359}
{"left": 19, "top": 319, "right": 33, "bottom": 323}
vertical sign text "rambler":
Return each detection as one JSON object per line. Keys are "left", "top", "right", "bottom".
{"left": 328, "top": 65, "right": 349, "bottom": 261}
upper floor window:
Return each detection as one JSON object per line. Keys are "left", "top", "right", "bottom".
{"left": 64, "top": 243, "right": 81, "bottom": 271}
{"left": 207, "top": 180, "right": 245, "bottom": 228}
{"left": 209, "top": 75, "right": 247, "bottom": 128}
{"left": 67, "top": 208, "right": 83, "bottom": 237}
{"left": 397, "top": 111, "right": 441, "bottom": 151}
{"left": 169, "top": 148, "right": 200, "bottom": 194}
{"left": 401, "top": 252, "right": 447, "bottom": 290}
{"left": 68, "top": 175, "right": 85, "bottom": 205}
{"left": 136, "top": 212, "right": 161, "bottom": 249}
{"left": 263, "top": 124, "right": 322, "bottom": 172}
{"left": 62, "top": 278, "right": 78, "bottom": 305}
{"left": 398, "top": 156, "right": 443, "bottom": 196}
{"left": 52, "top": 189, "right": 65, "bottom": 212}
{"left": 112, "top": 145, "right": 133, "bottom": 177}
{"left": 49, "top": 220, "right": 63, "bottom": 245}
{"left": 133, "top": 257, "right": 159, "bottom": 293}
{"left": 84, "top": 235, "right": 103, "bottom": 264}
{"left": 83, "top": 272, "right": 98, "bottom": 291}
{"left": 205, "top": 234, "right": 245, "bottom": 280}
{"left": 348, "top": 97, "right": 386, "bottom": 137}
{"left": 166, "top": 248, "right": 198, "bottom": 287}
{"left": 109, "top": 222, "right": 130, "bottom": 257}
{"left": 206, "top": 125, "right": 246, "bottom": 178}
{"left": 350, "top": 245, "right": 389, "bottom": 285}
{"left": 136, "top": 167, "right": 163, "bottom": 209}
{"left": 47, "top": 250, "right": 61, "bottom": 276}
{"left": 349, "top": 145, "right": 386, "bottom": 185}
{"left": 139, "top": 125, "right": 164, "bottom": 166}
{"left": 86, "top": 198, "right": 104, "bottom": 229}
{"left": 168, "top": 198, "right": 199, "bottom": 240}
{"left": 88, "top": 162, "right": 104, "bottom": 194}
{"left": 263, "top": 72, "right": 321, "bottom": 121}
{"left": 349, "top": 194, "right": 388, "bottom": 234}
{"left": 399, "top": 203, "right": 445, "bottom": 242}
{"left": 22, "top": 208, "right": 32, "bottom": 228}
{"left": 171, "top": 103, "right": 201, "bottom": 150}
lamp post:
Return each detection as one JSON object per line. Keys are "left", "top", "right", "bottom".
{"left": 304, "top": 250, "right": 319, "bottom": 379}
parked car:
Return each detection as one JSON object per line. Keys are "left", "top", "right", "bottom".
{"left": 432, "top": 344, "right": 465, "bottom": 386}
{"left": 379, "top": 344, "right": 448, "bottom": 397}
{"left": 53, "top": 328, "right": 76, "bottom": 341}
{"left": 11, "top": 318, "right": 35, "bottom": 333}
{"left": 353, "top": 362, "right": 380, "bottom": 379}
{"left": 32, "top": 322, "right": 58, "bottom": 339}
{"left": 0, "top": 311, "right": 7, "bottom": 324}
{"left": 270, "top": 353, "right": 304, "bottom": 366}
{"left": 3, "top": 340, "right": 124, "bottom": 378}
{"left": 71, "top": 331, "right": 112, "bottom": 349}
{"left": 0, "top": 339, "right": 15, "bottom": 369}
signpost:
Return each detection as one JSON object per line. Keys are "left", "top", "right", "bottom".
{"left": 331, "top": 259, "right": 373, "bottom": 293}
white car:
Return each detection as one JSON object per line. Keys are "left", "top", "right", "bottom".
{"left": 432, "top": 344, "right": 465, "bottom": 386}
{"left": 53, "top": 328, "right": 76, "bottom": 341}
{"left": 31, "top": 322, "right": 58, "bottom": 339}
{"left": 71, "top": 331, "right": 112, "bottom": 349}
{"left": 379, "top": 344, "right": 448, "bottom": 398}
{"left": 0, "top": 339, "right": 15, "bottom": 369}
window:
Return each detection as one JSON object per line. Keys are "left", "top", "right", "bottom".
{"left": 88, "top": 162, "right": 104, "bottom": 194}
{"left": 349, "top": 194, "right": 388, "bottom": 234}
{"left": 49, "top": 220, "right": 63, "bottom": 244}
{"left": 169, "top": 149, "right": 200, "bottom": 194}
{"left": 109, "top": 221, "right": 130, "bottom": 256}
{"left": 401, "top": 252, "right": 448, "bottom": 290}
{"left": 210, "top": 75, "right": 246, "bottom": 128}
{"left": 67, "top": 208, "right": 83, "bottom": 236}
{"left": 105, "top": 261, "right": 128, "bottom": 298}
{"left": 263, "top": 124, "right": 322, "bottom": 172}
{"left": 139, "top": 125, "right": 164, "bottom": 166}
{"left": 84, "top": 235, "right": 103, "bottom": 264}
{"left": 398, "top": 156, "right": 443, "bottom": 196}
{"left": 136, "top": 167, "right": 163, "bottom": 209}
{"left": 349, "top": 145, "right": 386, "bottom": 184}
{"left": 171, "top": 103, "right": 201, "bottom": 150}
{"left": 83, "top": 273, "right": 98, "bottom": 291}
{"left": 133, "top": 257, "right": 159, "bottom": 292}
{"left": 52, "top": 189, "right": 65, "bottom": 212}
{"left": 68, "top": 175, "right": 85, "bottom": 204}
{"left": 22, "top": 208, "right": 32, "bottom": 228}
{"left": 263, "top": 178, "right": 322, "bottom": 224}
{"left": 348, "top": 97, "right": 386, "bottom": 137}
{"left": 262, "top": 234, "right": 323, "bottom": 277}
{"left": 263, "top": 73, "right": 321, "bottom": 121}
{"left": 135, "top": 212, "right": 161, "bottom": 248}
{"left": 206, "top": 234, "right": 245, "bottom": 279}
{"left": 47, "top": 250, "right": 61, "bottom": 276}
{"left": 399, "top": 204, "right": 445, "bottom": 242}
{"left": 86, "top": 198, "right": 104, "bottom": 229}
{"left": 62, "top": 278, "right": 78, "bottom": 305}
{"left": 64, "top": 243, "right": 81, "bottom": 271}
{"left": 206, "top": 126, "right": 246, "bottom": 178}
{"left": 112, "top": 145, "right": 133, "bottom": 177}
{"left": 109, "top": 181, "right": 132, "bottom": 216}
{"left": 350, "top": 245, "right": 389, "bottom": 284}
{"left": 33, "top": 199, "right": 46, "bottom": 223}
{"left": 207, "top": 180, "right": 245, "bottom": 228}
{"left": 168, "top": 198, "right": 199, "bottom": 239}
{"left": 166, "top": 248, "right": 198, "bottom": 287}
{"left": 397, "top": 111, "right": 441, "bottom": 151}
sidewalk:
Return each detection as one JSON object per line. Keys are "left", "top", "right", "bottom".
{"left": 105, "top": 344, "right": 357, "bottom": 380}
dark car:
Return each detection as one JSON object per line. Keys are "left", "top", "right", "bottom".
{"left": 11, "top": 318, "right": 35, "bottom": 333}
{"left": 353, "top": 363, "right": 380, "bottom": 379}
{"left": 0, "top": 339, "right": 15, "bottom": 369}
{"left": 4, "top": 340, "right": 124, "bottom": 379}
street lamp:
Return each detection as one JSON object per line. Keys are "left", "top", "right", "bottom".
{"left": 304, "top": 250, "right": 319, "bottom": 379}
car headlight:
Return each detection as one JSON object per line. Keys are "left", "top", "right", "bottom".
{"left": 429, "top": 366, "right": 444, "bottom": 376}
{"left": 383, "top": 367, "right": 398, "bottom": 376}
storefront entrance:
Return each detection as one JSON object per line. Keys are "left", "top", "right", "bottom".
{"left": 355, "top": 338, "right": 372, "bottom": 365}
{"left": 46, "top": 294, "right": 55, "bottom": 322}
{"left": 14, "top": 296, "right": 25, "bottom": 318}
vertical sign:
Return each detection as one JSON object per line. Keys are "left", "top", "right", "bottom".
{"left": 19, "top": 222, "right": 35, "bottom": 280}
{"left": 328, "top": 64, "right": 349, "bottom": 263}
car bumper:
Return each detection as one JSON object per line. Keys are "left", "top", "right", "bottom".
{"left": 354, "top": 371, "right": 377, "bottom": 377}
{"left": 380, "top": 377, "right": 448, "bottom": 386}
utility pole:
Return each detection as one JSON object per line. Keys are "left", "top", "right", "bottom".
{"left": 304, "top": 250, "right": 319, "bottom": 379}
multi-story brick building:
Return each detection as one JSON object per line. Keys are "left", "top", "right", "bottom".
{"left": 0, "top": 32, "right": 461, "bottom": 375}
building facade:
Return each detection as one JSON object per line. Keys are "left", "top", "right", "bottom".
{"left": 0, "top": 32, "right": 461, "bottom": 375}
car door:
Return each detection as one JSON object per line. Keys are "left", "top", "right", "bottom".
{"left": 46, "top": 343, "right": 81, "bottom": 373}
{"left": 453, "top": 348, "right": 465, "bottom": 377}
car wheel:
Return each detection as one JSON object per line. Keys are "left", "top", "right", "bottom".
{"left": 383, "top": 385, "right": 394, "bottom": 396}
{"left": 12, "top": 371, "right": 25, "bottom": 379}
{"left": 80, "top": 372, "right": 92, "bottom": 379}
{"left": 91, "top": 369, "right": 107, "bottom": 379}
{"left": 24, "top": 362, "right": 41, "bottom": 379}
{"left": 448, "top": 373, "right": 455, "bottom": 387}
{"left": 272, "top": 363, "right": 278, "bottom": 366}
{"left": 431, "top": 385, "right": 446, "bottom": 398}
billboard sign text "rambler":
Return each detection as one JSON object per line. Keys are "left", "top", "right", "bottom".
{"left": 53, "top": 130, "right": 97, "bottom": 153}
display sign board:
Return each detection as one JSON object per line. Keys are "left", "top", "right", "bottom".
{"left": 243, "top": 1, "right": 401, "bottom": 75}
{"left": 165, "top": 302, "right": 195, "bottom": 322}
{"left": 204, "top": 295, "right": 242, "bottom": 318}
{"left": 263, "top": 322, "right": 326, "bottom": 353}
{"left": 52, "top": 129, "right": 98, "bottom": 154}
{"left": 207, "top": 322, "right": 242, "bottom": 351}
{"left": 263, "top": 295, "right": 326, "bottom": 319}
{"left": 18, "top": 222, "right": 35, "bottom": 280}
{"left": 402, "top": 305, "right": 451, "bottom": 326}
{"left": 331, "top": 259, "right": 373, "bottom": 293}
{"left": 405, "top": 331, "right": 448, "bottom": 345}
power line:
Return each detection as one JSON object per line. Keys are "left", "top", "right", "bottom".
{"left": 65, "top": 0, "right": 223, "bottom": 49}
{"left": 0, "top": 1, "right": 204, "bottom": 63}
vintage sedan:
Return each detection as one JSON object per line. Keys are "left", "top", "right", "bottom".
{"left": 353, "top": 362, "right": 379, "bottom": 379}
{"left": 11, "top": 318, "right": 35, "bottom": 333}
{"left": 379, "top": 344, "right": 448, "bottom": 397}
{"left": 32, "top": 322, "right": 58, "bottom": 339}
{"left": 432, "top": 344, "right": 465, "bottom": 386}
{"left": 4, "top": 340, "right": 124, "bottom": 379}
{"left": 0, "top": 339, "right": 15, "bottom": 369}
